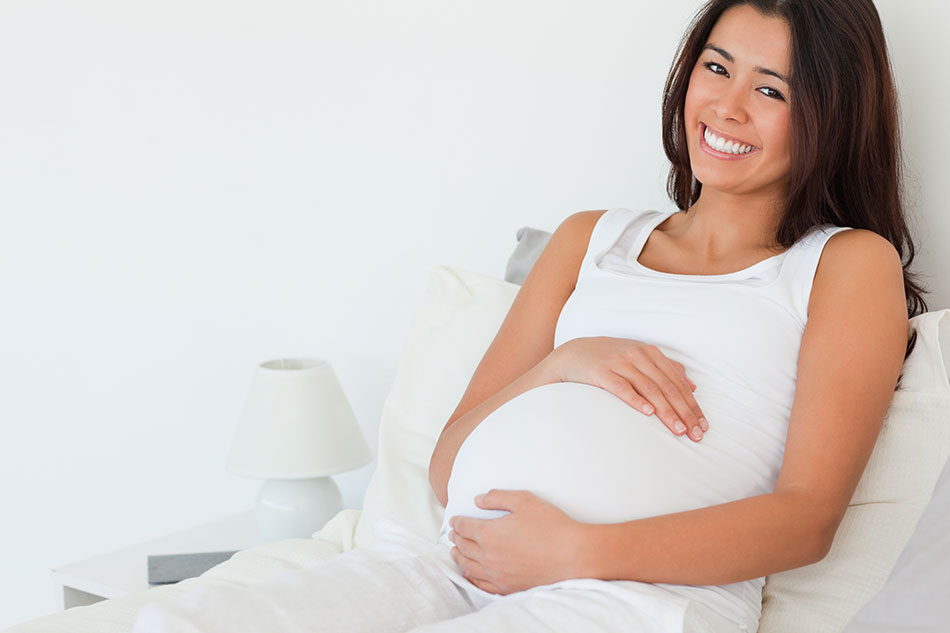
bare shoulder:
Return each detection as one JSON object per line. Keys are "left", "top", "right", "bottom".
{"left": 515, "top": 207, "right": 610, "bottom": 318}
{"left": 569, "top": 208, "right": 610, "bottom": 224}
{"left": 821, "top": 227, "right": 900, "bottom": 260}
{"left": 817, "top": 228, "right": 901, "bottom": 272}
{"left": 538, "top": 209, "right": 609, "bottom": 288}
{"left": 809, "top": 228, "right": 903, "bottom": 318}
{"left": 558, "top": 209, "right": 609, "bottom": 250}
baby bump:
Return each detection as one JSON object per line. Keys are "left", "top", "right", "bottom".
{"left": 442, "top": 382, "right": 773, "bottom": 534}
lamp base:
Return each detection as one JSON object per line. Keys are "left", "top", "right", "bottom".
{"left": 255, "top": 477, "right": 343, "bottom": 541}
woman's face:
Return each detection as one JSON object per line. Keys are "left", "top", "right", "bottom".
{"left": 683, "top": 4, "right": 792, "bottom": 199}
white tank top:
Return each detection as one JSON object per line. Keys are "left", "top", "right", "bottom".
{"left": 440, "top": 207, "right": 853, "bottom": 631}
{"left": 556, "top": 207, "right": 853, "bottom": 624}
{"left": 556, "top": 207, "right": 853, "bottom": 434}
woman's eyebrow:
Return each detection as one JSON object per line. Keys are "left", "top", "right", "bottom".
{"left": 702, "top": 43, "right": 789, "bottom": 84}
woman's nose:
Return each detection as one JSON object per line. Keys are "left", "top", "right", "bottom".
{"left": 712, "top": 82, "right": 750, "bottom": 124}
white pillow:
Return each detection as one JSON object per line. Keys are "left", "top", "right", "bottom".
{"left": 353, "top": 264, "right": 950, "bottom": 633}
{"left": 354, "top": 266, "right": 520, "bottom": 547}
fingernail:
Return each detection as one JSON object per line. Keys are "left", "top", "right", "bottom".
{"left": 673, "top": 420, "right": 687, "bottom": 433}
{"left": 691, "top": 426, "right": 703, "bottom": 440}
{"left": 643, "top": 404, "right": 654, "bottom": 415}
{"left": 699, "top": 417, "right": 708, "bottom": 431}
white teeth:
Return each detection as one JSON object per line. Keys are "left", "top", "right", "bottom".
{"left": 703, "top": 126, "right": 754, "bottom": 155}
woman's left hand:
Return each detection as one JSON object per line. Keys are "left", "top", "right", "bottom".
{"left": 448, "top": 489, "right": 586, "bottom": 595}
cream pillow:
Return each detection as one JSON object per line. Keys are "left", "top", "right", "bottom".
{"left": 352, "top": 264, "right": 950, "bottom": 633}
{"left": 354, "top": 266, "right": 520, "bottom": 547}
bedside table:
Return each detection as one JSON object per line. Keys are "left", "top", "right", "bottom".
{"left": 51, "top": 510, "right": 264, "bottom": 610}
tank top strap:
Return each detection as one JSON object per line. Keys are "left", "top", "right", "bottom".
{"left": 782, "top": 224, "right": 855, "bottom": 325}
{"left": 579, "top": 208, "right": 662, "bottom": 276}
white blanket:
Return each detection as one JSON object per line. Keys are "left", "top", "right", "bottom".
{"left": 3, "top": 511, "right": 364, "bottom": 633}
{"left": 129, "top": 518, "right": 742, "bottom": 633}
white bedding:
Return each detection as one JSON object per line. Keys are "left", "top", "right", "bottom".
{"left": 6, "top": 268, "right": 948, "bottom": 633}
{"left": 10, "top": 513, "right": 735, "bottom": 633}
{"left": 129, "top": 518, "right": 747, "bottom": 633}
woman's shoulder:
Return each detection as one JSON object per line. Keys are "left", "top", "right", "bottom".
{"left": 817, "top": 228, "right": 899, "bottom": 271}
{"left": 809, "top": 228, "right": 904, "bottom": 317}
{"left": 562, "top": 208, "right": 610, "bottom": 228}
{"left": 554, "top": 209, "right": 610, "bottom": 250}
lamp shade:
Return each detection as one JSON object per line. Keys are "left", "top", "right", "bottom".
{"left": 226, "top": 358, "right": 372, "bottom": 479}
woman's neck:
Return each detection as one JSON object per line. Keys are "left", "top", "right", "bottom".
{"left": 676, "top": 190, "right": 785, "bottom": 258}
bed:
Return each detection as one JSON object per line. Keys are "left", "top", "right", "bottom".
{"left": 7, "top": 225, "right": 949, "bottom": 633}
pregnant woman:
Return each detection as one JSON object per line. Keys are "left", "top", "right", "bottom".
{"left": 133, "top": 1, "right": 925, "bottom": 632}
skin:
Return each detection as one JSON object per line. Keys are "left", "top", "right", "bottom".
{"left": 669, "top": 3, "right": 793, "bottom": 263}
{"left": 446, "top": 5, "right": 908, "bottom": 596}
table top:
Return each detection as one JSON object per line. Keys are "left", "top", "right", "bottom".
{"left": 51, "top": 510, "right": 263, "bottom": 600}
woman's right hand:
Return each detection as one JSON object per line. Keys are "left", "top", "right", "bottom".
{"left": 547, "top": 337, "right": 709, "bottom": 441}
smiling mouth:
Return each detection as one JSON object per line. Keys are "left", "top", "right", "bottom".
{"left": 700, "top": 123, "right": 760, "bottom": 158}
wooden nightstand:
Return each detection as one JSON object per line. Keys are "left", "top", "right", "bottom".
{"left": 51, "top": 510, "right": 264, "bottom": 610}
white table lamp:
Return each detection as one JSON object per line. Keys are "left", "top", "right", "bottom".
{"left": 227, "top": 358, "right": 372, "bottom": 541}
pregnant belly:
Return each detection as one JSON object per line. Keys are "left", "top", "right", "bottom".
{"left": 441, "top": 382, "right": 774, "bottom": 536}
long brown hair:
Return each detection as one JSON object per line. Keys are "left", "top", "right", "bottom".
{"left": 661, "top": 0, "right": 930, "bottom": 389}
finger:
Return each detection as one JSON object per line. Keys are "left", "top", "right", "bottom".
{"left": 470, "top": 575, "right": 502, "bottom": 595}
{"left": 643, "top": 351, "right": 708, "bottom": 435}
{"left": 657, "top": 357, "right": 708, "bottom": 435}
{"left": 449, "top": 529, "right": 479, "bottom": 559}
{"left": 451, "top": 543, "right": 480, "bottom": 574}
{"left": 605, "top": 367, "right": 687, "bottom": 436}
{"left": 452, "top": 546, "right": 494, "bottom": 590}
{"left": 624, "top": 360, "right": 706, "bottom": 440}
{"left": 450, "top": 516, "right": 466, "bottom": 536}
{"left": 603, "top": 359, "right": 705, "bottom": 438}
{"left": 600, "top": 370, "right": 657, "bottom": 416}
{"left": 475, "top": 489, "right": 519, "bottom": 512}
{"left": 672, "top": 361, "right": 697, "bottom": 390}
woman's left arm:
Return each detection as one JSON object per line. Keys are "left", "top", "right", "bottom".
{"left": 450, "top": 229, "right": 909, "bottom": 593}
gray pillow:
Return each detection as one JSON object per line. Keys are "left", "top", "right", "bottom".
{"left": 504, "top": 226, "right": 551, "bottom": 285}
{"left": 840, "top": 457, "right": 950, "bottom": 633}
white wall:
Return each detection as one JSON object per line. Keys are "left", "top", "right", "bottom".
{"left": 0, "top": 0, "right": 946, "bottom": 628}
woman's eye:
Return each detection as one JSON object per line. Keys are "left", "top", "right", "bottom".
{"left": 703, "top": 60, "right": 786, "bottom": 101}
{"left": 758, "top": 87, "right": 787, "bottom": 101}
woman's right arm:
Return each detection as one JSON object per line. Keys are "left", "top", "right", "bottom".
{"left": 427, "top": 210, "right": 606, "bottom": 508}
{"left": 427, "top": 209, "right": 710, "bottom": 508}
